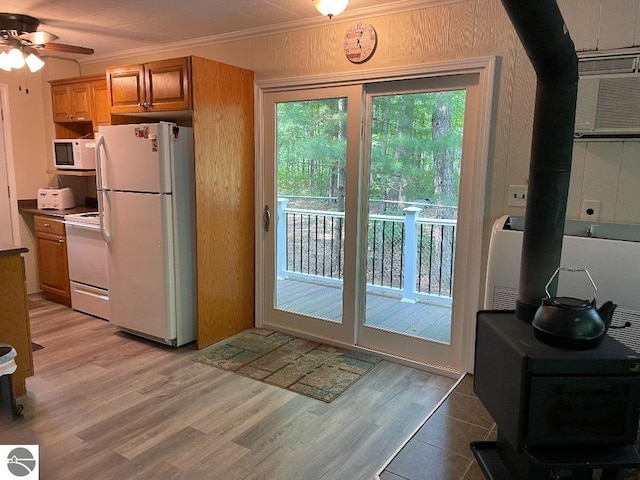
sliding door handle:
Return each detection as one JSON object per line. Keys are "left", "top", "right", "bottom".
{"left": 263, "top": 205, "right": 271, "bottom": 232}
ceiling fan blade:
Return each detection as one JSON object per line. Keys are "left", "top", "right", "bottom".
{"left": 18, "top": 31, "right": 59, "bottom": 45}
{"left": 38, "top": 43, "right": 94, "bottom": 55}
{"left": 0, "top": 13, "right": 40, "bottom": 34}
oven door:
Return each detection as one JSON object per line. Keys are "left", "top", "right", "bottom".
{"left": 65, "top": 221, "right": 108, "bottom": 290}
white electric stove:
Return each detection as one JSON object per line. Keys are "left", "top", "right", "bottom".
{"left": 64, "top": 212, "right": 110, "bottom": 320}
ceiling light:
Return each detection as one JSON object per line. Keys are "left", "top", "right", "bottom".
{"left": 7, "top": 48, "right": 25, "bottom": 69}
{"left": 24, "top": 53, "right": 45, "bottom": 72}
{"left": 0, "top": 52, "right": 11, "bottom": 71}
{"left": 0, "top": 49, "right": 46, "bottom": 73}
{"left": 313, "top": 0, "right": 349, "bottom": 18}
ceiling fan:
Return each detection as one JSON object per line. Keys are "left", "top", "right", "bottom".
{"left": 0, "top": 12, "right": 94, "bottom": 61}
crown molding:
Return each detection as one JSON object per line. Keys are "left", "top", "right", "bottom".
{"left": 79, "top": 0, "right": 463, "bottom": 66}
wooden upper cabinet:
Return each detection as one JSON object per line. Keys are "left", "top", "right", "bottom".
{"left": 107, "top": 57, "right": 192, "bottom": 114}
{"left": 145, "top": 57, "right": 191, "bottom": 111}
{"left": 106, "top": 64, "right": 146, "bottom": 114}
{"left": 51, "top": 81, "right": 91, "bottom": 122}
{"left": 50, "top": 75, "right": 110, "bottom": 136}
{"left": 90, "top": 79, "right": 111, "bottom": 131}
{"left": 70, "top": 83, "right": 92, "bottom": 121}
{"left": 51, "top": 83, "right": 72, "bottom": 122}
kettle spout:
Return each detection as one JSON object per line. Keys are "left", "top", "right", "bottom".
{"left": 598, "top": 300, "right": 618, "bottom": 329}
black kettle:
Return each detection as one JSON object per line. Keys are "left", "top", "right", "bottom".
{"left": 532, "top": 267, "right": 617, "bottom": 350}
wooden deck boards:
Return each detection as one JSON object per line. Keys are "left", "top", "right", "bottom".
{"left": 277, "top": 277, "right": 453, "bottom": 342}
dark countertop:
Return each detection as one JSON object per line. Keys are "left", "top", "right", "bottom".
{"left": 0, "top": 243, "right": 28, "bottom": 256}
{"left": 18, "top": 199, "right": 98, "bottom": 218}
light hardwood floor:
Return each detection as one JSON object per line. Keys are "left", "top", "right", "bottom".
{"left": 2, "top": 296, "right": 457, "bottom": 480}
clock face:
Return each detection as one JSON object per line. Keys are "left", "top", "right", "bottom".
{"left": 343, "top": 23, "right": 377, "bottom": 64}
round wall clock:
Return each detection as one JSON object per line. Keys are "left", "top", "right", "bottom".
{"left": 343, "top": 23, "right": 377, "bottom": 64}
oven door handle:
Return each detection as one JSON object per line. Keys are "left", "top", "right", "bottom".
{"left": 64, "top": 221, "right": 100, "bottom": 230}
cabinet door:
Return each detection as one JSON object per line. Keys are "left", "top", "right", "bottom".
{"left": 145, "top": 57, "right": 191, "bottom": 111}
{"left": 69, "top": 83, "right": 92, "bottom": 121}
{"left": 36, "top": 232, "right": 70, "bottom": 298}
{"left": 35, "top": 216, "right": 70, "bottom": 305}
{"left": 107, "top": 64, "right": 146, "bottom": 114}
{"left": 90, "top": 79, "right": 110, "bottom": 131}
{"left": 51, "top": 84, "right": 71, "bottom": 122}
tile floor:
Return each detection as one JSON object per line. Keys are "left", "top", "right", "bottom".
{"left": 379, "top": 374, "right": 497, "bottom": 480}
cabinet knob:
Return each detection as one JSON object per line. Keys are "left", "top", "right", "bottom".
{"left": 44, "top": 223, "right": 50, "bottom": 227}
{"left": 58, "top": 239, "right": 64, "bottom": 244}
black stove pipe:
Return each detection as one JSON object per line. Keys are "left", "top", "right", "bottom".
{"left": 500, "top": 0, "right": 579, "bottom": 322}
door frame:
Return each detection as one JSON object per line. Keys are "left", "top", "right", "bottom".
{"left": 0, "top": 84, "right": 20, "bottom": 245}
{"left": 358, "top": 74, "right": 482, "bottom": 372}
{"left": 255, "top": 56, "right": 497, "bottom": 374}
{"left": 260, "top": 86, "right": 364, "bottom": 345}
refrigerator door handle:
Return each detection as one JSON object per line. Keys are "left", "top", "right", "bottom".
{"left": 99, "top": 191, "right": 111, "bottom": 244}
{"left": 96, "top": 135, "right": 111, "bottom": 244}
{"left": 96, "top": 134, "right": 105, "bottom": 192}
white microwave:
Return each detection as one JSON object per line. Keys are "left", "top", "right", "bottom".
{"left": 53, "top": 139, "right": 96, "bottom": 170}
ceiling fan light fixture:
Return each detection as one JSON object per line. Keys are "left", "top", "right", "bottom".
{"left": 24, "top": 52, "right": 44, "bottom": 72}
{"left": 313, "top": 0, "right": 349, "bottom": 18}
{"left": 0, "top": 52, "right": 12, "bottom": 71}
{"left": 7, "top": 48, "right": 25, "bottom": 69}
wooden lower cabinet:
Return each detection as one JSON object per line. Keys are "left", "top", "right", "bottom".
{"left": 34, "top": 216, "right": 71, "bottom": 306}
{"left": 0, "top": 249, "right": 34, "bottom": 397}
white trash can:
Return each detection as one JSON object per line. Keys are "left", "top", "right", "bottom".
{"left": 0, "top": 344, "right": 22, "bottom": 420}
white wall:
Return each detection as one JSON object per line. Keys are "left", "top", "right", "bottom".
{"left": 559, "top": 0, "right": 640, "bottom": 224}
{"left": 1, "top": 57, "right": 81, "bottom": 293}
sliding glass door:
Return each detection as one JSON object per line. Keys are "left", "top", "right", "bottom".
{"left": 260, "top": 68, "right": 489, "bottom": 373}
{"left": 262, "top": 86, "right": 362, "bottom": 343}
{"left": 358, "top": 76, "right": 478, "bottom": 368}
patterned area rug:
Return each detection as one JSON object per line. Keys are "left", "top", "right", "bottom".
{"left": 193, "top": 329, "right": 382, "bottom": 402}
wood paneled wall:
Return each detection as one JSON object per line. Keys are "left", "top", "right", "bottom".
{"left": 191, "top": 57, "right": 256, "bottom": 348}
{"left": 569, "top": 141, "right": 640, "bottom": 223}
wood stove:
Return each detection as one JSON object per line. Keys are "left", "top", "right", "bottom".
{"left": 472, "top": 311, "right": 640, "bottom": 479}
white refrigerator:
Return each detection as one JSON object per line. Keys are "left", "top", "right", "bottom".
{"left": 96, "top": 122, "right": 196, "bottom": 346}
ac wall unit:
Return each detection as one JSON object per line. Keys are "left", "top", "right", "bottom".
{"left": 575, "top": 53, "right": 640, "bottom": 137}
{"left": 485, "top": 215, "right": 640, "bottom": 352}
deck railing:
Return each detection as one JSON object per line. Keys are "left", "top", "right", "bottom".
{"left": 277, "top": 198, "right": 456, "bottom": 303}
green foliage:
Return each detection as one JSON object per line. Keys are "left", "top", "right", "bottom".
{"left": 277, "top": 99, "right": 347, "bottom": 209}
{"left": 276, "top": 90, "right": 466, "bottom": 218}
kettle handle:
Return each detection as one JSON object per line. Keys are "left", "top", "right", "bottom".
{"left": 544, "top": 266, "right": 597, "bottom": 299}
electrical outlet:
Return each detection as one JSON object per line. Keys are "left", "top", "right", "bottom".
{"left": 508, "top": 185, "right": 527, "bottom": 207}
{"left": 581, "top": 199, "right": 600, "bottom": 220}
